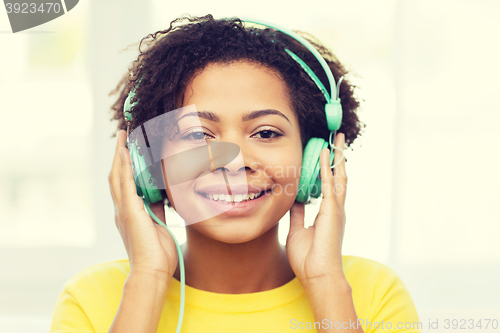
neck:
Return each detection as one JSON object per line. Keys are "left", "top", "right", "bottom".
{"left": 173, "top": 223, "right": 295, "bottom": 294}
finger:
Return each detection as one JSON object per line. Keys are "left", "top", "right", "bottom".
{"left": 289, "top": 201, "right": 305, "bottom": 235}
{"left": 332, "top": 133, "right": 347, "bottom": 208}
{"left": 320, "top": 147, "right": 335, "bottom": 204}
{"left": 119, "top": 146, "right": 147, "bottom": 214}
{"left": 109, "top": 130, "right": 127, "bottom": 203}
{"left": 310, "top": 148, "right": 338, "bottom": 231}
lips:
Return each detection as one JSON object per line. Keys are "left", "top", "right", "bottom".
{"left": 196, "top": 188, "right": 272, "bottom": 216}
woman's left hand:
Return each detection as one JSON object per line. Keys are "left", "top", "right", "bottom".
{"left": 286, "top": 132, "right": 348, "bottom": 289}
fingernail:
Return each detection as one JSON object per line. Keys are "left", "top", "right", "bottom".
{"left": 119, "top": 147, "right": 124, "bottom": 159}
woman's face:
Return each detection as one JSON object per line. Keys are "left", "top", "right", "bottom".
{"left": 162, "top": 61, "right": 303, "bottom": 244}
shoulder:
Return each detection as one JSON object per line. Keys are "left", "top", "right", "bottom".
{"left": 342, "top": 255, "right": 399, "bottom": 285}
{"left": 63, "top": 259, "right": 130, "bottom": 299}
{"left": 342, "top": 254, "right": 409, "bottom": 299}
{"left": 342, "top": 255, "right": 421, "bottom": 329}
{"left": 51, "top": 260, "right": 131, "bottom": 332}
{"left": 65, "top": 259, "right": 130, "bottom": 284}
{"left": 341, "top": 256, "right": 421, "bottom": 331}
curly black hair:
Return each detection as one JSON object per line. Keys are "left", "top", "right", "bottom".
{"left": 109, "top": 14, "right": 365, "bottom": 206}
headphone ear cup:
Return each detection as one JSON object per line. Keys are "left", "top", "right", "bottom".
{"left": 129, "top": 141, "right": 164, "bottom": 204}
{"left": 310, "top": 142, "right": 335, "bottom": 199}
{"left": 296, "top": 138, "right": 329, "bottom": 203}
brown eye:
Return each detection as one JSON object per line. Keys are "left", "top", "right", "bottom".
{"left": 253, "top": 129, "right": 283, "bottom": 141}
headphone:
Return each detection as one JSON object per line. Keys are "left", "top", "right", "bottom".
{"left": 122, "top": 18, "right": 345, "bottom": 333}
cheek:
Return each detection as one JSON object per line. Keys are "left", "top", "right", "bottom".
{"left": 262, "top": 153, "right": 303, "bottom": 196}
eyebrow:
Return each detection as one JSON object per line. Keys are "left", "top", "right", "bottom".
{"left": 177, "top": 109, "right": 291, "bottom": 124}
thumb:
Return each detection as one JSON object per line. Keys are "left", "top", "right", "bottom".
{"left": 289, "top": 202, "right": 305, "bottom": 235}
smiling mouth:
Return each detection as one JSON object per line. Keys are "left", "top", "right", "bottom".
{"left": 198, "top": 190, "right": 271, "bottom": 204}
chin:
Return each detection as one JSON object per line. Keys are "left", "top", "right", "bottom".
{"left": 187, "top": 216, "right": 277, "bottom": 244}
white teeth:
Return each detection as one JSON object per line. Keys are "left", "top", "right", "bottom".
{"left": 203, "top": 192, "right": 264, "bottom": 202}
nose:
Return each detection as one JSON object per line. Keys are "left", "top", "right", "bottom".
{"left": 209, "top": 141, "right": 255, "bottom": 176}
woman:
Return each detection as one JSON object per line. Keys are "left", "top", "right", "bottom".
{"left": 51, "top": 14, "right": 421, "bottom": 333}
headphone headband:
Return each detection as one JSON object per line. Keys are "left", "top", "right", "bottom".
{"left": 240, "top": 18, "right": 340, "bottom": 103}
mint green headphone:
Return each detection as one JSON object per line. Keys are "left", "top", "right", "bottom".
{"left": 123, "top": 19, "right": 344, "bottom": 204}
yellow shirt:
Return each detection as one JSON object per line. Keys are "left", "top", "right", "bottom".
{"left": 50, "top": 255, "right": 422, "bottom": 332}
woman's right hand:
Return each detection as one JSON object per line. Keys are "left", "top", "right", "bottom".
{"left": 108, "top": 130, "right": 178, "bottom": 280}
